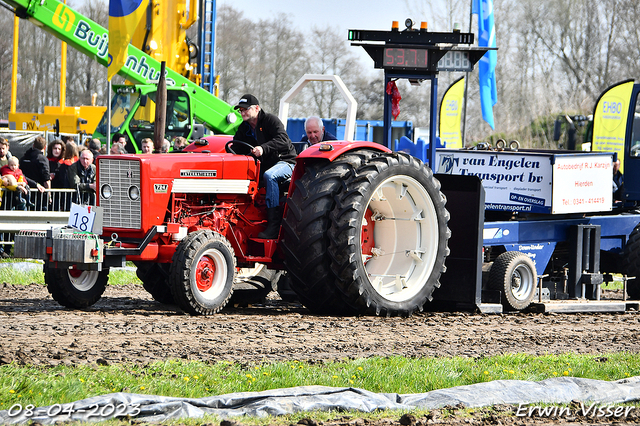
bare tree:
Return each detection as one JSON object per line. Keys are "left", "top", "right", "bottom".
{"left": 303, "top": 27, "right": 359, "bottom": 118}
{"left": 17, "top": 17, "right": 59, "bottom": 112}
{"left": 215, "top": 5, "right": 255, "bottom": 104}
{"left": 66, "top": 0, "right": 109, "bottom": 107}
{"left": 256, "top": 14, "right": 307, "bottom": 113}
{"left": 611, "top": 0, "right": 640, "bottom": 80}
{"left": 0, "top": 10, "right": 15, "bottom": 118}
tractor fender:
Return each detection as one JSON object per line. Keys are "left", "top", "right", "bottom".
{"left": 296, "top": 141, "right": 390, "bottom": 162}
{"left": 289, "top": 141, "right": 391, "bottom": 192}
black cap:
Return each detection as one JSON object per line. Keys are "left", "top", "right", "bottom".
{"left": 234, "top": 94, "right": 259, "bottom": 110}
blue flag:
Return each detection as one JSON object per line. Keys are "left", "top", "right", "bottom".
{"left": 473, "top": 0, "right": 497, "bottom": 129}
{"left": 108, "top": 0, "right": 149, "bottom": 80}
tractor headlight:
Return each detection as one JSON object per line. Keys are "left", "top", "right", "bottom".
{"left": 128, "top": 185, "right": 140, "bottom": 201}
{"left": 101, "top": 184, "right": 112, "bottom": 200}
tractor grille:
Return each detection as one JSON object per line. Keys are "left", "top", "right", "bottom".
{"left": 98, "top": 158, "right": 142, "bottom": 229}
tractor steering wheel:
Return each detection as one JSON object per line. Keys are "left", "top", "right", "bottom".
{"left": 225, "top": 140, "right": 256, "bottom": 155}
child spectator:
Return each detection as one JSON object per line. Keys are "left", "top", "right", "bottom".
{"left": 1, "top": 157, "right": 32, "bottom": 210}
{"left": 0, "top": 174, "right": 11, "bottom": 209}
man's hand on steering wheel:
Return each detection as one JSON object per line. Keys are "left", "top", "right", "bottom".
{"left": 251, "top": 146, "right": 263, "bottom": 157}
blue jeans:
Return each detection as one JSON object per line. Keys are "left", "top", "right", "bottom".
{"left": 263, "top": 161, "right": 294, "bottom": 208}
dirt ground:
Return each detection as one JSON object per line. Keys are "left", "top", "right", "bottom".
{"left": 1, "top": 282, "right": 640, "bottom": 425}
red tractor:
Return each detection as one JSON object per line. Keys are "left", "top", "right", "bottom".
{"left": 18, "top": 137, "right": 450, "bottom": 316}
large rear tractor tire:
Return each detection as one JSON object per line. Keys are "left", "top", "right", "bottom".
{"left": 169, "top": 230, "right": 235, "bottom": 315}
{"left": 135, "top": 262, "right": 174, "bottom": 304}
{"left": 281, "top": 150, "right": 377, "bottom": 315}
{"left": 328, "top": 152, "right": 450, "bottom": 316}
{"left": 622, "top": 224, "right": 640, "bottom": 300}
{"left": 488, "top": 251, "right": 537, "bottom": 311}
{"left": 45, "top": 267, "right": 109, "bottom": 308}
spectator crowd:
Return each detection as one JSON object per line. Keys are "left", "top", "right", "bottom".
{"left": 1, "top": 133, "right": 190, "bottom": 214}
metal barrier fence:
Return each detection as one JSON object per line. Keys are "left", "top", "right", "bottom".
{"left": 0, "top": 187, "right": 94, "bottom": 248}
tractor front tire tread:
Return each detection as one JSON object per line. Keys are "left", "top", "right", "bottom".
{"left": 169, "top": 230, "right": 235, "bottom": 315}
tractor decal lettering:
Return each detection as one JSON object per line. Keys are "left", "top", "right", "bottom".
{"left": 154, "top": 184, "right": 169, "bottom": 193}
{"left": 180, "top": 170, "right": 217, "bottom": 178}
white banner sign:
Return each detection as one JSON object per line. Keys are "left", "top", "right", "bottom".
{"left": 436, "top": 150, "right": 553, "bottom": 213}
{"left": 552, "top": 155, "right": 613, "bottom": 214}
{"left": 435, "top": 150, "right": 613, "bottom": 214}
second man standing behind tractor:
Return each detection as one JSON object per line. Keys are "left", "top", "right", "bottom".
{"left": 232, "top": 94, "right": 297, "bottom": 239}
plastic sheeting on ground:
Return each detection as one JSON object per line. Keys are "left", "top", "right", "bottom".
{"left": 2, "top": 376, "right": 640, "bottom": 424}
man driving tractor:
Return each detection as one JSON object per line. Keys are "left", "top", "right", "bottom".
{"left": 232, "top": 94, "right": 297, "bottom": 239}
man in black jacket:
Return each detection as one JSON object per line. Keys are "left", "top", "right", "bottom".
{"left": 232, "top": 94, "right": 297, "bottom": 239}
{"left": 20, "top": 136, "right": 50, "bottom": 210}
{"left": 67, "top": 149, "right": 96, "bottom": 205}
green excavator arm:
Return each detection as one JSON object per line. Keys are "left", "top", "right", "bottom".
{"left": 5, "top": 0, "right": 240, "bottom": 138}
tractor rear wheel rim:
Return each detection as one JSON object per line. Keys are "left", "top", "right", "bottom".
{"left": 362, "top": 175, "right": 439, "bottom": 303}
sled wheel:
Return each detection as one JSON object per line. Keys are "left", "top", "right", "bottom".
{"left": 169, "top": 230, "right": 235, "bottom": 315}
{"left": 489, "top": 251, "right": 537, "bottom": 311}
{"left": 281, "top": 149, "right": 377, "bottom": 315}
{"left": 329, "top": 152, "right": 450, "bottom": 316}
{"left": 46, "top": 266, "right": 109, "bottom": 308}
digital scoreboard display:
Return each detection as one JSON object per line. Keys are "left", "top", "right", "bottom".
{"left": 383, "top": 47, "right": 430, "bottom": 69}
{"left": 437, "top": 51, "right": 472, "bottom": 72}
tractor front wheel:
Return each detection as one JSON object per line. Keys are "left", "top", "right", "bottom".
{"left": 169, "top": 230, "right": 235, "bottom": 315}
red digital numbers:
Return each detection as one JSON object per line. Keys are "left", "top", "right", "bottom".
{"left": 383, "top": 48, "right": 428, "bottom": 69}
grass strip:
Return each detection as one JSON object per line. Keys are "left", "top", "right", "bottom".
{"left": 1, "top": 353, "right": 638, "bottom": 410}
{"left": 0, "top": 262, "right": 140, "bottom": 286}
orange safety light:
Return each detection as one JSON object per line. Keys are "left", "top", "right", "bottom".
{"left": 420, "top": 21, "right": 428, "bottom": 31}
{"left": 391, "top": 21, "right": 399, "bottom": 31}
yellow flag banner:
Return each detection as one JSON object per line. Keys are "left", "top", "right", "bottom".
{"left": 439, "top": 77, "right": 465, "bottom": 149}
{"left": 592, "top": 79, "right": 634, "bottom": 172}
{"left": 108, "top": 0, "right": 149, "bottom": 81}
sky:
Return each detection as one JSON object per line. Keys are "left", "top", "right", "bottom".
{"left": 218, "top": 0, "right": 416, "bottom": 34}
{"left": 217, "top": 0, "right": 418, "bottom": 67}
